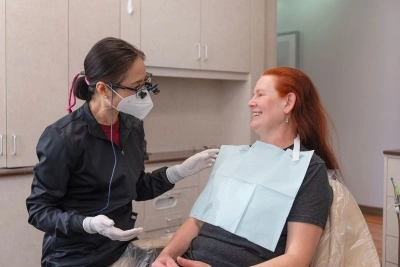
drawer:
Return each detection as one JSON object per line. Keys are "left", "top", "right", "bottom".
{"left": 386, "top": 196, "right": 399, "bottom": 237}
{"left": 132, "top": 201, "right": 145, "bottom": 229}
{"left": 145, "top": 163, "right": 199, "bottom": 189}
{"left": 141, "top": 225, "right": 180, "bottom": 239}
{"left": 174, "top": 173, "right": 198, "bottom": 189}
{"left": 145, "top": 163, "right": 170, "bottom": 172}
{"left": 143, "top": 211, "right": 190, "bottom": 232}
{"left": 145, "top": 187, "right": 198, "bottom": 219}
{"left": 386, "top": 235, "right": 398, "bottom": 264}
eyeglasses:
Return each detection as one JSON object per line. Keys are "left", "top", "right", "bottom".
{"left": 109, "top": 72, "right": 160, "bottom": 99}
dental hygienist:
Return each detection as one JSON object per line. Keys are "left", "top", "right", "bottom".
{"left": 26, "top": 37, "right": 219, "bottom": 267}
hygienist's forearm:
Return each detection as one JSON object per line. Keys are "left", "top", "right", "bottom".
{"left": 159, "top": 217, "right": 204, "bottom": 259}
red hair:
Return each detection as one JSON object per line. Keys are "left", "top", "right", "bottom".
{"left": 263, "top": 67, "right": 339, "bottom": 170}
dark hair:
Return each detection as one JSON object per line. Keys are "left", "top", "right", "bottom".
{"left": 263, "top": 67, "right": 339, "bottom": 170}
{"left": 73, "top": 37, "right": 145, "bottom": 101}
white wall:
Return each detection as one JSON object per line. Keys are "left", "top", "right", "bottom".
{"left": 278, "top": 0, "right": 400, "bottom": 208}
{"left": 144, "top": 77, "right": 255, "bottom": 153}
{"left": 144, "top": 77, "right": 224, "bottom": 153}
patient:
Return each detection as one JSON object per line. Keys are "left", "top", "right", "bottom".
{"left": 152, "top": 67, "right": 339, "bottom": 267}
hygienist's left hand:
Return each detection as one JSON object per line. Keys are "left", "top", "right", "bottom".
{"left": 176, "top": 257, "right": 211, "bottom": 267}
{"left": 166, "top": 148, "right": 219, "bottom": 184}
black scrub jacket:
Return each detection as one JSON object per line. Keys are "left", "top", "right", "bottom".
{"left": 26, "top": 102, "right": 174, "bottom": 266}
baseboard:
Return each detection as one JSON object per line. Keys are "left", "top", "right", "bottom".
{"left": 359, "top": 205, "right": 383, "bottom": 217}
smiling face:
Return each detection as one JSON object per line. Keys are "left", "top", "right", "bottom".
{"left": 248, "top": 75, "right": 289, "bottom": 142}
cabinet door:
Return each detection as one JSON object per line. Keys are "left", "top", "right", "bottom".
{"left": 201, "top": 0, "right": 251, "bottom": 73}
{"left": 121, "top": 0, "right": 141, "bottom": 48}
{"left": 0, "top": 0, "right": 5, "bottom": 168}
{"left": 6, "top": 0, "right": 68, "bottom": 167}
{"left": 141, "top": 0, "right": 201, "bottom": 70}
{"left": 69, "top": 0, "right": 120, "bottom": 110}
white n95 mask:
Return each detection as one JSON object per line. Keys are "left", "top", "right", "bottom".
{"left": 108, "top": 88, "right": 153, "bottom": 120}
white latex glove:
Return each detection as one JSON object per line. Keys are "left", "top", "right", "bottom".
{"left": 83, "top": 215, "right": 143, "bottom": 241}
{"left": 166, "top": 148, "right": 219, "bottom": 184}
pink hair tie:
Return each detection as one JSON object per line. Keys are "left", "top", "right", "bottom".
{"left": 66, "top": 72, "right": 80, "bottom": 113}
{"left": 85, "top": 77, "right": 90, "bottom": 85}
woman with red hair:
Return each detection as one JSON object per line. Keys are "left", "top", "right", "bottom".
{"left": 152, "top": 67, "right": 338, "bottom": 267}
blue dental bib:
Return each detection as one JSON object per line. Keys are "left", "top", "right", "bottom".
{"left": 190, "top": 138, "right": 314, "bottom": 251}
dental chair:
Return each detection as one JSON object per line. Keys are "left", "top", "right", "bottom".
{"left": 310, "top": 171, "right": 380, "bottom": 267}
{"left": 112, "top": 171, "right": 381, "bottom": 267}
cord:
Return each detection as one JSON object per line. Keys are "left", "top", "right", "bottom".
{"left": 386, "top": 203, "right": 400, "bottom": 212}
{"left": 93, "top": 89, "right": 117, "bottom": 216}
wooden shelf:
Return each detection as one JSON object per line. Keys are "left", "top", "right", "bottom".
{"left": 384, "top": 149, "right": 400, "bottom": 156}
{"left": 145, "top": 150, "right": 201, "bottom": 164}
{"left": 0, "top": 150, "right": 201, "bottom": 177}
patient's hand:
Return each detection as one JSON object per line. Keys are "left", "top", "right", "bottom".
{"left": 176, "top": 257, "right": 211, "bottom": 267}
{"left": 152, "top": 255, "right": 179, "bottom": 267}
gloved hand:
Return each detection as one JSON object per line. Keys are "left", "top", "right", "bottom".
{"left": 83, "top": 215, "right": 143, "bottom": 241}
{"left": 166, "top": 148, "right": 219, "bottom": 184}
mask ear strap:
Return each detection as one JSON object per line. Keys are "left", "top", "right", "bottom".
{"left": 104, "top": 84, "right": 120, "bottom": 111}
{"left": 106, "top": 84, "right": 124, "bottom": 99}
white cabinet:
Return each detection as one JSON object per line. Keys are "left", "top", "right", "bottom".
{"left": 141, "top": 0, "right": 250, "bottom": 73}
{"left": 141, "top": 0, "right": 201, "bottom": 70}
{"left": 121, "top": 0, "right": 141, "bottom": 47}
{"left": 0, "top": 0, "right": 5, "bottom": 168}
{"left": 0, "top": 174, "right": 43, "bottom": 266}
{"left": 135, "top": 161, "right": 201, "bottom": 238}
{"left": 0, "top": 1, "right": 268, "bottom": 168}
{"left": 69, "top": 0, "right": 120, "bottom": 81}
{"left": 67, "top": 0, "right": 142, "bottom": 112}
{"left": 3, "top": 0, "right": 68, "bottom": 168}
{"left": 200, "top": 0, "right": 251, "bottom": 73}
{"left": 383, "top": 151, "right": 400, "bottom": 266}
{"left": 0, "top": 0, "right": 142, "bottom": 167}
{"left": 68, "top": 0, "right": 121, "bottom": 112}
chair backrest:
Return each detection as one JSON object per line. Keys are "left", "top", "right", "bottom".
{"left": 310, "top": 178, "right": 380, "bottom": 267}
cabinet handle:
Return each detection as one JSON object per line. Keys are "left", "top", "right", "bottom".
{"left": 127, "top": 0, "right": 134, "bottom": 15}
{"left": 154, "top": 194, "right": 178, "bottom": 210}
{"left": 197, "top": 44, "right": 201, "bottom": 60}
{"left": 165, "top": 191, "right": 181, "bottom": 197}
{"left": 203, "top": 45, "right": 208, "bottom": 61}
{"left": 12, "top": 135, "right": 16, "bottom": 155}
{"left": 0, "top": 134, "right": 3, "bottom": 155}
{"left": 166, "top": 215, "right": 182, "bottom": 223}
